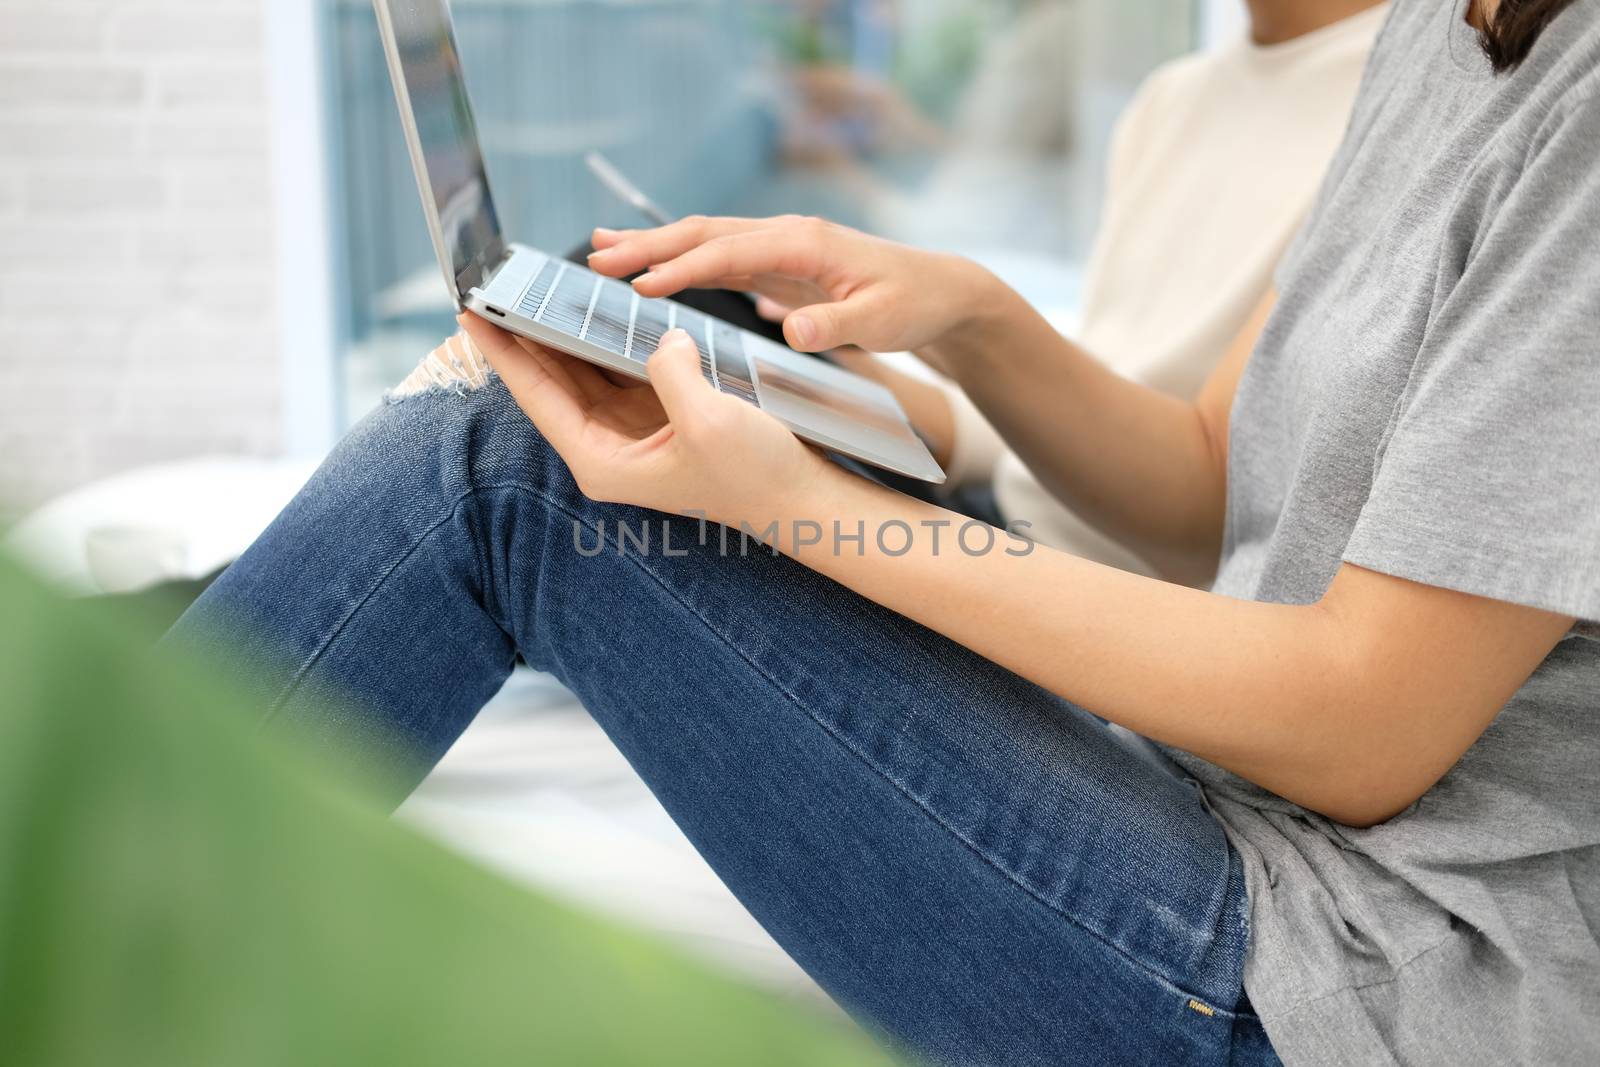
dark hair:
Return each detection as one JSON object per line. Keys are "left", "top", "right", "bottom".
{"left": 1474, "top": 0, "right": 1583, "bottom": 71}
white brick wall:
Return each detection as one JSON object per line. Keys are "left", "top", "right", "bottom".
{"left": 0, "top": 0, "right": 283, "bottom": 515}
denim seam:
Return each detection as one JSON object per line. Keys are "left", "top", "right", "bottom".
{"left": 1195, "top": 789, "right": 1253, "bottom": 991}
{"left": 498, "top": 483, "right": 1249, "bottom": 1015}
{"left": 259, "top": 486, "right": 519, "bottom": 725}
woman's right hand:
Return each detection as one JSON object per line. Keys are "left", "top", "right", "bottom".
{"left": 585, "top": 215, "right": 1004, "bottom": 358}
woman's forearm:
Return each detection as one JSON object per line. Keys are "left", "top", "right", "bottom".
{"left": 921, "top": 268, "right": 1230, "bottom": 582}
{"left": 752, "top": 465, "right": 1563, "bottom": 829}
{"left": 763, "top": 470, "right": 1329, "bottom": 805}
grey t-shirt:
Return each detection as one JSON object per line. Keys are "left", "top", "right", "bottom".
{"left": 1163, "top": 1, "right": 1600, "bottom": 1063}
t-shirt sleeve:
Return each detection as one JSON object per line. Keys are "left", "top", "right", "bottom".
{"left": 1343, "top": 96, "right": 1600, "bottom": 622}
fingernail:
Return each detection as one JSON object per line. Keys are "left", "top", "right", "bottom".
{"left": 633, "top": 271, "right": 658, "bottom": 288}
{"left": 594, "top": 227, "right": 619, "bottom": 239}
{"left": 789, "top": 314, "right": 816, "bottom": 347}
{"left": 662, "top": 328, "right": 693, "bottom": 348}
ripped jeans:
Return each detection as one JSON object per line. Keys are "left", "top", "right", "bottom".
{"left": 168, "top": 344, "right": 1280, "bottom": 1067}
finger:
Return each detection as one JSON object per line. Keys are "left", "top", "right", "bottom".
{"left": 591, "top": 226, "right": 630, "bottom": 250}
{"left": 746, "top": 275, "right": 833, "bottom": 311}
{"left": 826, "top": 345, "right": 877, "bottom": 373}
{"left": 645, "top": 329, "right": 720, "bottom": 433}
{"left": 784, "top": 289, "right": 893, "bottom": 352}
{"left": 459, "top": 314, "right": 588, "bottom": 452}
{"left": 586, "top": 215, "right": 774, "bottom": 279}
{"left": 705, "top": 276, "right": 825, "bottom": 318}
{"left": 631, "top": 227, "right": 828, "bottom": 300}
{"left": 505, "top": 332, "right": 617, "bottom": 405}
{"left": 588, "top": 216, "right": 768, "bottom": 276}
{"left": 754, "top": 295, "right": 790, "bottom": 323}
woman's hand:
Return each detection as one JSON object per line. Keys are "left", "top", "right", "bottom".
{"left": 585, "top": 215, "right": 1002, "bottom": 357}
{"left": 458, "top": 315, "right": 832, "bottom": 528}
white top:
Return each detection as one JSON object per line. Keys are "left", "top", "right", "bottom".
{"left": 942, "top": 5, "right": 1389, "bottom": 575}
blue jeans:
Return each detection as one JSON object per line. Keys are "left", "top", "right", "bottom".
{"left": 170, "top": 375, "right": 1280, "bottom": 1067}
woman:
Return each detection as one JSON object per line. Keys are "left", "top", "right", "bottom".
{"left": 172, "top": 1, "right": 1599, "bottom": 1064}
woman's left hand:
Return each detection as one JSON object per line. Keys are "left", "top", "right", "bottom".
{"left": 459, "top": 314, "right": 832, "bottom": 528}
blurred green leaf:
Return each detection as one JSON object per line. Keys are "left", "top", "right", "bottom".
{"left": 0, "top": 556, "right": 905, "bottom": 1067}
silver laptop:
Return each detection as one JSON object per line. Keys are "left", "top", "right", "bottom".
{"left": 372, "top": 0, "right": 945, "bottom": 484}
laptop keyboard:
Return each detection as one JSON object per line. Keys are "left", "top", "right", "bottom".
{"left": 515, "top": 258, "right": 759, "bottom": 407}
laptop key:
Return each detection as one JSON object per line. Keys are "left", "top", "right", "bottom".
{"left": 539, "top": 269, "right": 593, "bottom": 334}
{"left": 629, "top": 299, "right": 672, "bottom": 361}
{"left": 516, "top": 259, "right": 561, "bottom": 318}
{"left": 585, "top": 280, "right": 633, "bottom": 356}
{"left": 712, "top": 323, "right": 756, "bottom": 392}
{"left": 719, "top": 382, "right": 761, "bottom": 407}
{"left": 675, "top": 310, "right": 718, "bottom": 385}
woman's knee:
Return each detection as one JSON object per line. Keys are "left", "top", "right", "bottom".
{"left": 348, "top": 333, "right": 576, "bottom": 507}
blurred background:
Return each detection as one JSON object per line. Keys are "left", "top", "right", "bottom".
{"left": 0, "top": 0, "right": 1243, "bottom": 997}
{"left": 0, "top": 0, "right": 1247, "bottom": 516}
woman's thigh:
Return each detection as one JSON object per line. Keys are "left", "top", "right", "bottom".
{"left": 173, "top": 378, "right": 1261, "bottom": 1066}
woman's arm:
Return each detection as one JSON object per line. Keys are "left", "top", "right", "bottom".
{"left": 761, "top": 469, "right": 1573, "bottom": 828}
{"left": 922, "top": 284, "right": 1274, "bottom": 583}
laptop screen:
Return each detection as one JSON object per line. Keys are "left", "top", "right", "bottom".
{"left": 378, "top": 0, "right": 507, "bottom": 302}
